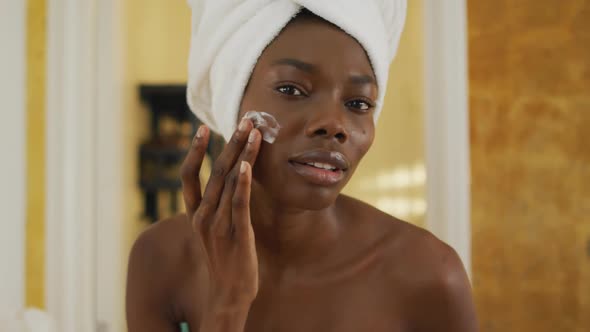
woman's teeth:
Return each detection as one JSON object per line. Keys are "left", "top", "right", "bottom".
{"left": 305, "top": 162, "right": 337, "bottom": 171}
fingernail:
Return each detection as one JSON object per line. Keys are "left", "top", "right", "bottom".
{"left": 248, "top": 130, "right": 257, "bottom": 143}
{"left": 240, "top": 161, "right": 248, "bottom": 174}
{"left": 196, "top": 125, "right": 205, "bottom": 139}
{"left": 239, "top": 118, "right": 248, "bottom": 132}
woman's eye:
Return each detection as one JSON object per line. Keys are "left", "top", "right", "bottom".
{"left": 346, "top": 100, "right": 373, "bottom": 111}
{"left": 277, "top": 85, "right": 304, "bottom": 96}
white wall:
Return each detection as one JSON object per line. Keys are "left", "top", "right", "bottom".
{"left": 0, "top": 0, "right": 27, "bottom": 316}
{"left": 424, "top": 0, "right": 471, "bottom": 275}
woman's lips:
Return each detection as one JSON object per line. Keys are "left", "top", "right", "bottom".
{"left": 288, "top": 161, "right": 345, "bottom": 186}
{"left": 288, "top": 149, "right": 350, "bottom": 186}
{"left": 289, "top": 150, "right": 350, "bottom": 170}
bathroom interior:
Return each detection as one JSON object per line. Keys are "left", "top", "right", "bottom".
{"left": 2, "top": 0, "right": 589, "bottom": 331}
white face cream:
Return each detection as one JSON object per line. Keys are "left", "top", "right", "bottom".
{"left": 243, "top": 111, "right": 281, "bottom": 144}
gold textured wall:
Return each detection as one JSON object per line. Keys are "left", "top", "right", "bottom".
{"left": 25, "top": 0, "right": 46, "bottom": 309}
{"left": 469, "top": 1, "right": 590, "bottom": 331}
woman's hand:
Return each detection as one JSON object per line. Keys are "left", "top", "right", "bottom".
{"left": 181, "top": 118, "right": 262, "bottom": 321}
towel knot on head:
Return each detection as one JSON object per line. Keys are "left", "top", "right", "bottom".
{"left": 186, "top": 0, "right": 407, "bottom": 142}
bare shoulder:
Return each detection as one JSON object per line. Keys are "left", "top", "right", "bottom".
{"left": 337, "top": 195, "right": 478, "bottom": 331}
{"left": 126, "top": 214, "right": 201, "bottom": 326}
{"left": 128, "top": 214, "right": 196, "bottom": 277}
{"left": 394, "top": 225, "right": 478, "bottom": 331}
{"left": 392, "top": 225, "right": 478, "bottom": 331}
{"left": 338, "top": 194, "right": 467, "bottom": 282}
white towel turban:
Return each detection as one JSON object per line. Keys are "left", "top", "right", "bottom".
{"left": 187, "top": 0, "right": 407, "bottom": 142}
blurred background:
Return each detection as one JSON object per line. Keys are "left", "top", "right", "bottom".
{"left": 1, "top": 0, "right": 588, "bottom": 331}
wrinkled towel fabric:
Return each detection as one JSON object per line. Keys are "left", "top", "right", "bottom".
{"left": 187, "top": 0, "right": 407, "bottom": 142}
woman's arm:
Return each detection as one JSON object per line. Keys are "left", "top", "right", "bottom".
{"left": 126, "top": 230, "right": 179, "bottom": 332}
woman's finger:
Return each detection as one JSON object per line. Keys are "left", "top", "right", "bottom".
{"left": 181, "top": 125, "right": 210, "bottom": 219}
{"left": 240, "top": 129, "right": 263, "bottom": 169}
{"left": 232, "top": 161, "right": 253, "bottom": 238}
{"left": 199, "top": 118, "right": 253, "bottom": 217}
{"left": 214, "top": 129, "right": 261, "bottom": 235}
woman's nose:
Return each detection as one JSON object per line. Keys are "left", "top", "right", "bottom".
{"left": 304, "top": 102, "right": 349, "bottom": 144}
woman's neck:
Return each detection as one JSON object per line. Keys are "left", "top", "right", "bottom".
{"left": 249, "top": 184, "right": 342, "bottom": 270}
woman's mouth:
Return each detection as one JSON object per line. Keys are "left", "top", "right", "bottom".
{"left": 288, "top": 161, "right": 345, "bottom": 185}
{"left": 288, "top": 150, "right": 349, "bottom": 186}
{"left": 303, "top": 161, "right": 338, "bottom": 171}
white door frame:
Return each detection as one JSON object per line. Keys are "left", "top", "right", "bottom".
{"left": 423, "top": 0, "right": 471, "bottom": 275}
{"left": 94, "top": 0, "right": 125, "bottom": 330}
{"left": 45, "top": 0, "right": 98, "bottom": 330}
{"left": 44, "top": 1, "right": 472, "bottom": 331}
{"left": 0, "top": 0, "right": 27, "bottom": 318}
{"left": 45, "top": 0, "right": 124, "bottom": 331}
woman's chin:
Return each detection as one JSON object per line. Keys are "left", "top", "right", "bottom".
{"left": 252, "top": 180, "right": 340, "bottom": 211}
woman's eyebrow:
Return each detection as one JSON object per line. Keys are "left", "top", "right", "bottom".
{"left": 349, "top": 74, "right": 376, "bottom": 86}
{"left": 271, "top": 58, "right": 375, "bottom": 86}
{"left": 272, "top": 58, "right": 316, "bottom": 73}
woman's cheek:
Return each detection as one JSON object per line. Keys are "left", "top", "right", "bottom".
{"left": 350, "top": 123, "right": 374, "bottom": 156}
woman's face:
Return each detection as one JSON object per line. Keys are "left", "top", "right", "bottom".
{"left": 239, "top": 15, "right": 377, "bottom": 210}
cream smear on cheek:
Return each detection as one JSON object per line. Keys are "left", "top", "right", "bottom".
{"left": 243, "top": 111, "right": 281, "bottom": 144}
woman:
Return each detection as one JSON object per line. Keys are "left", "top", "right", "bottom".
{"left": 126, "top": 1, "right": 478, "bottom": 331}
